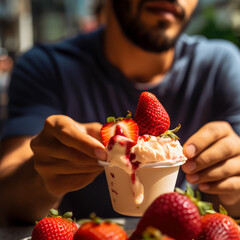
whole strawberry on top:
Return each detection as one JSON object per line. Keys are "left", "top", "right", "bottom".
{"left": 130, "top": 186, "right": 210, "bottom": 240}
{"left": 32, "top": 209, "right": 77, "bottom": 240}
{"left": 74, "top": 214, "right": 128, "bottom": 240}
{"left": 196, "top": 206, "right": 240, "bottom": 240}
{"left": 134, "top": 92, "right": 170, "bottom": 136}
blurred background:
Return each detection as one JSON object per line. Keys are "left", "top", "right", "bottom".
{"left": 0, "top": 0, "right": 239, "bottom": 133}
{"left": 0, "top": 0, "right": 239, "bottom": 87}
{"left": 0, "top": 0, "right": 240, "bottom": 59}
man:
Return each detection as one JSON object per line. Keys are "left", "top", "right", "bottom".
{"left": 1, "top": 0, "right": 240, "bottom": 224}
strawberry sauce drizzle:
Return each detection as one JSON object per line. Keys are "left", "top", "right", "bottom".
{"left": 111, "top": 188, "right": 118, "bottom": 195}
{"left": 110, "top": 172, "right": 115, "bottom": 178}
{"left": 131, "top": 173, "right": 136, "bottom": 185}
{"left": 108, "top": 125, "right": 139, "bottom": 186}
{"left": 115, "top": 125, "right": 126, "bottom": 136}
{"left": 139, "top": 135, "right": 151, "bottom": 142}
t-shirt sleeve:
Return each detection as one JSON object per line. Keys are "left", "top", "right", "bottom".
{"left": 213, "top": 41, "right": 240, "bottom": 135}
{"left": 2, "top": 46, "right": 63, "bottom": 139}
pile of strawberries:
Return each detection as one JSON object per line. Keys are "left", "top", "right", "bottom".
{"left": 31, "top": 210, "right": 128, "bottom": 240}
{"left": 31, "top": 187, "right": 240, "bottom": 240}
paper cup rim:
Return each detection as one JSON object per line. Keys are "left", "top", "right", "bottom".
{"left": 98, "top": 159, "right": 186, "bottom": 168}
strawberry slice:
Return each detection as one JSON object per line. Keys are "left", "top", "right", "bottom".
{"left": 100, "top": 119, "right": 139, "bottom": 146}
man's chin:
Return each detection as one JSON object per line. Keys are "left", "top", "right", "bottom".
{"left": 127, "top": 31, "right": 180, "bottom": 53}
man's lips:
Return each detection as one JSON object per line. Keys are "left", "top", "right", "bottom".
{"left": 144, "top": 2, "right": 182, "bottom": 18}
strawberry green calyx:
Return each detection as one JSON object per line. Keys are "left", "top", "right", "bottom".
{"left": 141, "top": 227, "right": 164, "bottom": 240}
{"left": 77, "top": 212, "right": 123, "bottom": 226}
{"left": 77, "top": 212, "right": 100, "bottom": 226}
{"left": 205, "top": 205, "right": 240, "bottom": 225}
{"left": 49, "top": 208, "right": 59, "bottom": 217}
{"left": 160, "top": 124, "right": 181, "bottom": 140}
{"left": 90, "top": 212, "right": 102, "bottom": 225}
{"left": 107, "top": 111, "right": 132, "bottom": 123}
{"left": 175, "top": 185, "right": 213, "bottom": 216}
{"left": 47, "top": 209, "right": 75, "bottom": 223}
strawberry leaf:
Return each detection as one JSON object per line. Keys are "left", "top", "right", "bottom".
{"left": 176, "top": 185, "right": 213, "bottom": 216}
{"left": 141, "top": 226, "right": 163, "bottom": 240}
{"left": 196, "top": 190, "right": 202, "bottom": 201}
{"left": 219, "top": 205, "right": 228, "bottom": 215}
{"left": 63, "top": 211, "right": 73, "bottom": 219}
{"left": 49, "top": 209, "right": 58, "bottom": 217}
{"left": 107, "top": 117, "right": 116, "bottom": 123}
{"left": 175, "top": 187, "right": 185, "bottom": 195}
{"left": 186, "top": 184, "right": 194, "bottom": 198}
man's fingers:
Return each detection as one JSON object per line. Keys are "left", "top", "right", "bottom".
{"left": 35, "top": 156, "right": 103, "bottom": 175}
{"left": 183, "top": 121, "right": 231, "bottom": 159}
{"left": 186, "top": 157, "right": 240, "bottom": 184}
{"left": 44, "top": 115, "right": 107, "bottom": 160}
{"left": 32, "top": 136, "right": 100, "bottom": 165}
{"left": 198, "top": 176, "right": 240, "bottom": 195}
{"left": 182, "top": 134, "right": 240, "bottom": 174}
{"left": 45, "top": 170, "right": 103, "bottom": 196}
{"left": 84, "top": 122, "right": 103, "bottom": 142}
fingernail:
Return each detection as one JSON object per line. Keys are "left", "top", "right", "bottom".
{"left": 187, "top": 174, "right": 199, "bottom": 183}
{"left": 185, "top": 144, "right": 196, "bottom": 158}
{"left": 200, "top": 183, "right": 210, "bottom": 191}
{"left": 183, "top": 161, "right": 197, "bottom": 173}
{"left": 94, "top": 148, "right": 107, "bottom": 161}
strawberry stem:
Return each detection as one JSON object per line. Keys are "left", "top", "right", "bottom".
{"left": 160, "top": 124, "right": 181, "bottom": 140}
{"left": 126, "top": 110, "right": 132, "bottom": 119}
{"left": 107, "top": 112, "right": 133, "bottom": 123}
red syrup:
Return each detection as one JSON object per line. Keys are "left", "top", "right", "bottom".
{"left": 115, "top": 124, "right": 126, "bottom": 136}
{"left": 107, "top": 125, "right": 127, "bottom": 151}
{"left": 110, "top": 172, "right": 115, "bottom": 178}
{"left": 107, "top": 124, "right": 139, "bottom": 185}
{"left": 139, "top": 135, "right": 151, "bottom": 142}
{"left": 111, "top": 188, "right": 118, "bottom": 195}
{"left": 131, "top": 173, "right": 136, "bottom": 185}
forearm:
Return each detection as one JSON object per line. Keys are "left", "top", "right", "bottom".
{"left": 0, "top": 157, "right": 61, "bottom": 225}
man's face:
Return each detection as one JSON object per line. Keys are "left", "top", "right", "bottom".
{"left": 111, "top": 0, "right": 198, "bottom": 53}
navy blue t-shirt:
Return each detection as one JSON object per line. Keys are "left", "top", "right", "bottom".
{"left": 4, "top": 28, "right": 240, "bottom": 218}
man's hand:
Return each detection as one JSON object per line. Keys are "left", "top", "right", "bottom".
{"left": 31, "top": 115, "right": 107, "bottom": 198}
{"left": 182, "top": 121, "right": 240, "bottom": 206}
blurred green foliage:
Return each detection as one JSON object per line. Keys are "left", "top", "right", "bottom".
{"left": 187, "top": 2, "right": 240, "bottom": 48}
{"left": 200, "top": 6, "right": 239, "bottom": 47}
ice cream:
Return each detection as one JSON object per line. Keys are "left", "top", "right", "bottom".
{"left": 106, "top": 133, "right": 187, "bottom": 204}
{"left": 100, "top": 91, "right": 188, "bottom": 216}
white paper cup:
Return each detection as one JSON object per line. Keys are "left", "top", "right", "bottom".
{"left": 98, "top": 160, "right": 184, "bottom": 217}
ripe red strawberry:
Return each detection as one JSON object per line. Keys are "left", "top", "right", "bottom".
{"left": 101, "top": 118, "right": 138, "bottom": 146}
{"left": 32, "top": 209, "right": 77, "bottom": 240}
{"left": 74, "top": 216, "right": 128, "bottom": 240}
{"left": 130, "top": 191, "right": 202, "bottom": 240}
{"left": 134, "top": 92, "right": 170, "bottom": 136}
{"left": 196, "top": 212, "right": 240, "bottom": 240}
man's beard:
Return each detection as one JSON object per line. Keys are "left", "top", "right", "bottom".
{"left": 112, "top": 0, "right": 189, "bottom": 53}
